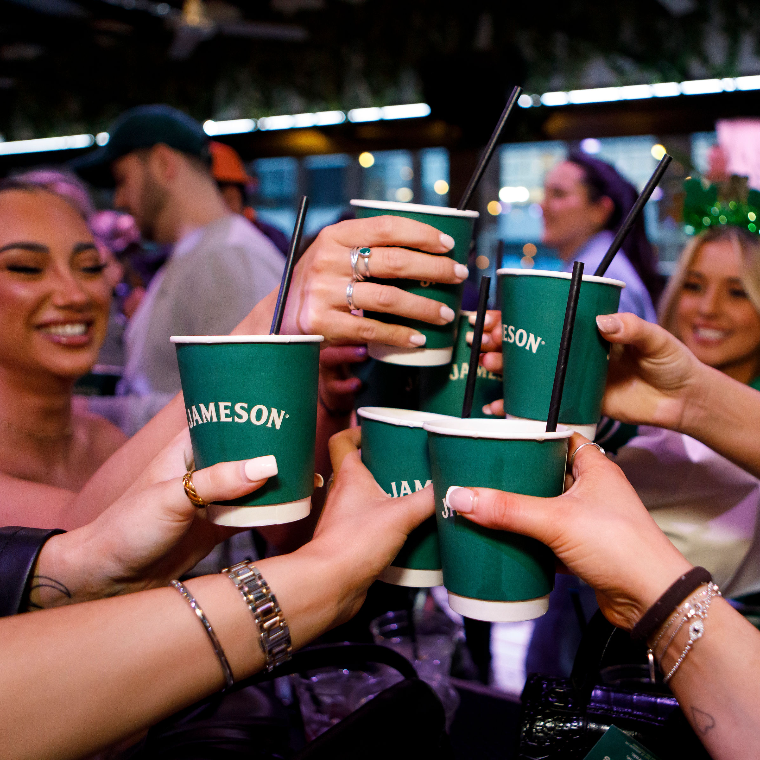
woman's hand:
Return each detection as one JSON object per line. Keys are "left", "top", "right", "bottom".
{"left": 32, "top": 431, "right": 276, "bottom": 608}
{"left": 598, "top": 312, "right": 705, "bottom": 430}
{"left": 318, "top": 344, "right": 367, "bottom": 416}
{"left": 470, "top": 310, "right": 505, "bottom": 416}
{"left": 445, "top": 433, "right": 692, "bottom": 630}
{"left": 305, "top": 427, "right": 435, "bottom": 626}
{"left": 279, "top": 216, "right": 468, "bottom": 347}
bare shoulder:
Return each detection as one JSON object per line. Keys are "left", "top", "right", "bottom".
{"left": 0, "top": 470, "right": 76, "bottom": 529}
{"left": 72, "top": 399, "right": 128, "bottom": 465}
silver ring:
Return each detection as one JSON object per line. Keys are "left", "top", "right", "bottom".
{"left": 346, "top": 280, "right": 357, "bottom": 311}
{"left": 350, "top": 246, "right": 372, "bottom": 281}
{"left": 568, "top": 441, "right": 605, "bottom": 471}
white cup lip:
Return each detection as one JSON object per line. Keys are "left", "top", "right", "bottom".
{"left": 357, "top": 406, "right": 453, "bottom": 429}
{"left": 350, "top": 199, "right": 479, "bottom": 219}
{"left": 496, "top": 267, "right": 625, "bottom": 289}
{"left": 422, "top": 417, "right": 573, "bottom": 441}
{"left": 171, "top": 334, "right": 324, "bottom": 344}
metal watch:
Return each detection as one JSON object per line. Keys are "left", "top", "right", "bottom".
{"left": 223, "top": 560, "right": 292, "bottom": 672}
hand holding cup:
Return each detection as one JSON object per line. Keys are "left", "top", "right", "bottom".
{"left": 275, "top": 216, "right": 469, "bottom": 348}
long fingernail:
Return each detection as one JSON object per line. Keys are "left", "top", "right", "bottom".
{"left": 596, "top": 315, "right": 623, "bottom": 335}
{"left": 440, "top": 305, "right": 456, "bottom": 323}
{"left": 409, "top": 333, "right": 426, "bottom": 346}
{"left": 440, "top": 233, "right": 455, "bottom": 250}
{"left": 454, "top": 264, "right": 469, "bottom": 280}
{"left": 481, "top": 404, "right": 493, "bottom": 416}
{"left": 446, "top": 486, "right": 476, "bottom": 513}
{"left": 244, "top": 455, "right": 278, "bottom": 481}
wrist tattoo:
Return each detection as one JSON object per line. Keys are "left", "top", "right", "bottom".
{"left": 691, "top": 706, "right": 716, "bottom": 736}
{"left": 27, "top": 575, "right": 72, "bottom": 610}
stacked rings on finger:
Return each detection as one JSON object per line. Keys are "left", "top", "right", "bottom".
{"left": 183, "top": 469, "right": 209, "bottom": 508}
{"left": 346, "top": 280, "right": 358, "bottom": 311}
{"left": 350, "top": 246, "right": 372, "bottom": 282}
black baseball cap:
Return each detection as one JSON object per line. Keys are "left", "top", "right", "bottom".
{"left": 73, "top": 104, "right": 210, "bottom": 187}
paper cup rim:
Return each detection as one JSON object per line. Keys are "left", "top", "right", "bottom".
{"left": 350, "top": 199, "right": 479, "bottom": 218}
{"left": 496, "top": 267, "right": 625, "bottom": 289}
{"left": 358, "top": 406, "right": 452, "bottom": 429}
{"left": 422, "top": 417, "right": 573, "bottom": 441}
{"left": 170, "top": 335, "right": 324, "bottom": 344}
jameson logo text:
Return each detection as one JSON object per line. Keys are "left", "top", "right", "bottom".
{"left": 441, "top": 499, "right": 456, "bottom": 519}
{"left": 186, "top": 402, "right": 289, "bottom": 430}
{"left": 502, "top": 325, "right": 545, "bottom": 354}
{"left": 449, "top": 363, "right": 500, "bottom": 382}
{"left": 387, "top": 479, "right": 431, "bottom": 498}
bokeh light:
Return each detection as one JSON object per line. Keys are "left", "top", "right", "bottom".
{"left": 475, "top": 255, "right": 490, "bottom": 269}
{"left": 487, "top": 200, "right": 502, "bottom": 215}
{"left": 359, "top": 152, "right": 375, "bottom": 168}
{"left": 433, "top": 180, "right": 449, "bottom": 195}
{"left": 396, "top": 187, "right": 413, "bottom": 202}
{"left": 651, "top": 144, "right": 667, "bottom": 160}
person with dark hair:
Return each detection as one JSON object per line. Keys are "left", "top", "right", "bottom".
{"left": 541, "top": 152, "right": 663, "bottom": 320}
{"left": 74, "top": 105, "right": 284, "bottom": 411}
{"left": 0, "top": 180, "right": 126, "bottom": 499}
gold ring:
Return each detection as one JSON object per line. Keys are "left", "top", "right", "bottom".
{"left": 183, "top": 469, "right": 208, "bottom": 508}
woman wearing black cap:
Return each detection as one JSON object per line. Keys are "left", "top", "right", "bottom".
{"left": 541, "top": 152, "right": 663, "bottom": 320}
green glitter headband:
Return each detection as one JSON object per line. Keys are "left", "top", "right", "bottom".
{"left": 683, "top": 175, "right": 760, "bottom": 235}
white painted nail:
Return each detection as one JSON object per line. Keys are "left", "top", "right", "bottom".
{"left": 465, "top": 332, "right": 473, "bottom": 345}
{"left": 468, "top": 313, "right": 477, "bottom": 325}
{"left": 440, "top": 305, "right": 456, "bottom": 322}
{"left": 244, "top": 455, "right": 278, "bottom": 482}
{"left": 409, "top": 333, "right": 427, "bottom": 346}
{"left": 481, "top": 404, "right": 494, "bottom": 416}
{"left": 440, "top": 233, "right": 455, "bottom": 250}
{"left": 454, "top": 264, "right": 469, "bottom": 280}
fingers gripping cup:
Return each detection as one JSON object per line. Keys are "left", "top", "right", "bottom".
{"left": 172, "top": 335, "right": 323, "bottom": 527}
{"left": 350, "top": 200, "right": 478, "bottom": 367}
{"left": 498, "top": 269, "right": 624, "bottom": 438}
{"left": 423, "top": 418, "right": 572, "bottom": 622}
{"left": 358, "top": 407, "right": 447, "bottom": 587}
{"left": 419, "top": 311, "right": 502, "bottom": 417}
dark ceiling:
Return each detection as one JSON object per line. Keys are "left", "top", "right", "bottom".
{"left": 2, "top": 0, "right": 759, "bottom": 136}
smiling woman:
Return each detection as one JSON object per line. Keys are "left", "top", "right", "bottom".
{"left": 659, "top": 227, "right": 760, "bottom": 385}
{"left": 0, "top": 181, "right": 126, "bottom": 497}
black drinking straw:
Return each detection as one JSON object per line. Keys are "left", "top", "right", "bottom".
{"left": 457, "top": 86, "right": 522, "bottom": 211}
{"left": 593, "top": 154, "right": 672, "bottom": 277}
{"left": 270, "top": 195, "right": 309, "bottom": 334}
{"left": 545, "top": 262, "right": 584, "bottom": 433}
{"left": 461, "top": 276, "right": 491, "bottom": 418}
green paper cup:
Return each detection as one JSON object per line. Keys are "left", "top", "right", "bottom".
{"left": 350, "top": 200, "right": 479, "bottom": 367}
{"left": 172, "top": 334, "right": 323, "bottom": 527}
{"left": 419, "top": 311, "right": 502, "bottom": 417}
{"left": 423, "top": 417, "right": 572, "bottom": 622}
{"left": 358, "top": 407, "right": 448, "bottom": 587}
{"left": 498, "top": 269, "right": 624, "bottom": 438}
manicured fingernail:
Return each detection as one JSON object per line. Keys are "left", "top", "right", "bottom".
{"left": 483, "top": 313, "right": 495, "bottom": 328}
{"left": 244, "top": 455, "right": 278, "bottom": 482}
{"left": 482, "top": 404, "right": 493, "bottom": 416}
{"left": 440, "top": 305, "right": 456, "bottom": 323}
{"left": 314, "top": 473, "right": 325, "bottom": 488}
{"left": 440, "top": 233, "right": 455, "bottom": 250}
{"left": 409, "top": 333, "right": 426, "bottom": 346}
{"left": 596, "top": 315, "right": 623, "bottom": 335}
{"left": 465, "top": 331, "right": 473, "bottom": 345}
{"left": 446, "top": 486, "right": 476, "bottom": 513}
{"left": 468, "top": 313, "right": 477, "bottom": 325}
{"left": 454, "top": 264, "right": 469, "bottom": 280}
